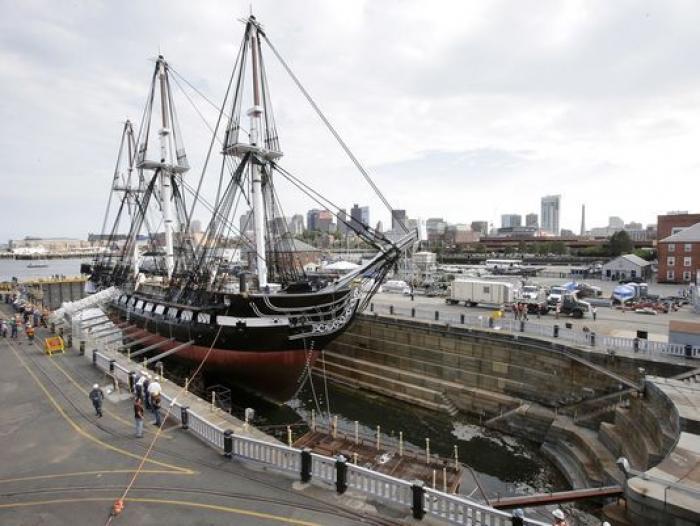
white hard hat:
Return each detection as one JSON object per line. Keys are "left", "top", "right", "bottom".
{"left": 602, "top": 523, "right": 611, "bottom": 526}
{"left": 552, "top": 509, "right": 565, "bottom": 520}
{"left": 154, "top": 376, "right": 160, "bottom": 381}
{"left": 92, "top": 384, "right": 99, "bottom": 389}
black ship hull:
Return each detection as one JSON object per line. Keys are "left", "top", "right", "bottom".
{"left": 108, "top": 287, "right": 357, "bottom": 401}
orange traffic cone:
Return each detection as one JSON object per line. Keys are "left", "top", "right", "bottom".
{"left": 111, "top": 499, "right": 124, "bottom": 517}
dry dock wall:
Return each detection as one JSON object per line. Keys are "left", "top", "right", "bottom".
{"left": 320, "top": 314, "right": 700, "bottom": 522}
{"left": 322, "top": 315, "right": 688, "bottom": 418}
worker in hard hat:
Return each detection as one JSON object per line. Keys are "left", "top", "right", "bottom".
{"left": 148, "top": 376, "right": 162, "bottom": 426}
{"left": 89, "top": 383, "right": 105, "bottom": 418}
{"left": 552, "top": 509, "right": 568, "bottom": 526}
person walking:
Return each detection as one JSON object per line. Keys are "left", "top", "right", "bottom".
{"left": 89, "top": 383, "right": 104, "bottom": 418}
{"left": 551, "top": 509, "right": 568, "bottom": 526}
{"left": 134, "top": 397, "right": 144, "bottom": 438}
{"left": 10, "top": 318, "right": 17, "bottom": 339}
{"left": 26, "top": 324, "right": 34, "bottom": 342}
{"left": 555, "top": 302, "right": 561, "bottom": 320}
{"left": 1, "top": 319, "right": 6, "bottom": 338}
{"left": 592, "top": 306, "right": 597, "bottom": 321}
{"left": 148, "top": 376, "right": 162, "bottom": 426}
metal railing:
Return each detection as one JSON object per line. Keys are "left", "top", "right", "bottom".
{"left": 87, "top": 333, "right": 549, "bottom": 526}
{"left": 367, "top": 303, "right": 700, "bottom": 360}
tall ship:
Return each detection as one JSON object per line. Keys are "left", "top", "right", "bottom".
{"left": 85, "top": 16, "right": 417, "bottom": 401}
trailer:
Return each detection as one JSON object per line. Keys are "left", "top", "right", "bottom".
{"left": 447, "top": 279, "right": 514, "bottom": 308}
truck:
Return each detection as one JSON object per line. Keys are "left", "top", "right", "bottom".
{"left": 447, "top": 279, "right": 514, "bottom": 308}
{"left": 555, "top": 292, "right": 591, "bottom": 319}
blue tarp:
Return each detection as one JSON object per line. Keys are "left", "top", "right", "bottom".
{"left": 613, "top": 284, "right": 636, "bottom": 302}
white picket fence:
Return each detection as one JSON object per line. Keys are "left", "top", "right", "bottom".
{"left": 89, "top": 349, "right": 547, "bottom": 526}
{"left": 369, "top": 304, "right": 700, "bottom": 359}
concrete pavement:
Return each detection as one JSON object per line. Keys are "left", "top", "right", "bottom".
{"left": 0, "top": 323, "right": 394, "bottom": 525}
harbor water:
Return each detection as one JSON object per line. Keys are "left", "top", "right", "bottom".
{"left": 0, "top": 257, "right": 89, "bottom": 282}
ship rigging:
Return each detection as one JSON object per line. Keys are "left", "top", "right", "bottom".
{"left": 87, "top": 15, "right": 417, "bottom": 400}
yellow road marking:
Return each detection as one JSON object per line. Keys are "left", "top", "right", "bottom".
{"left": 0, "top": 497, "right": 322, "bottom": 525}
{"left": 6, "top": 341, "right": 192, "bottom": 474}
{"left": 0, "top": 469, "right": 188, "bottom": 485}
{"left": 42, "top": 349, "right": 173, "bottom": 439}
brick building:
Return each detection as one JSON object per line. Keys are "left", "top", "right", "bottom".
{"left": 658, "top": 222, "right": 700, "bottom": 284}
{"left": 656, "top": 212, "right": 700, "bottom": 240}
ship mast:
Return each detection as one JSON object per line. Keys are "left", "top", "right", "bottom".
{"left": 157, "top": 57, "right": 176, "bottom": 279}
{"left": 249, "top": 24, "right": 267, "bottom": 289}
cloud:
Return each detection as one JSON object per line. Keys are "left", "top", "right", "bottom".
{"left": 1, "top": 0, "right": 700, "bottom": 243}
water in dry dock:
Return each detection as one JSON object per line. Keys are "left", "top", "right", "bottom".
{"left": 161, "top": 357, "right": 605, "bottom": 524}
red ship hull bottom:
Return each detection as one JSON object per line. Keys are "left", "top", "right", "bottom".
{"left": 133, "top": 334, "right": 318, "bottom": 402}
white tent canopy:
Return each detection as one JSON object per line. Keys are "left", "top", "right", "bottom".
{"left": 323, "top": 260, "right": 360, "bottom": 271}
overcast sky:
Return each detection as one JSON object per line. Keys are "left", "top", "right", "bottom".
{"left": 2, "top": 0, "right": 699, "bottom": 242}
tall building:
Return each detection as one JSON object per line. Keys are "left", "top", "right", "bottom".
{"left": 337, "top": 209, "right": 349, "bottom": 235}
{"left": 541, "top": 195, "right": 561, "bottom": 235}
{"left": 426, "top": 218, "right": 447, "bottom": 236}
{"left": 609, "top": 216, "right": 624, "bottom": 229}
{"left": 239, "top": 211, "right": 254, "bottom": 235}
{"left": 360, "top": 206, "right": 370, "bottom": 225}
{"left": 317, "top": 210, "right": 334, "bottom": 232}
{"left": 288, "top": 214, "right": 304, "bottom": 236}
{"left": 470, "top": 221, "right": 488, "bottom": 236}
{"left": 525, "top": 213, "right": 538, "bottom": 228}
{"left": 580, "top": 205, "right": 586, "bottom": 236}
{"left": 350, "top": 204, "right": 370, "bottom": 231}
{"left": 391, "top": 209, "right": 407, "bottom": 231}
{"left": 306, "top": 209, "right": 321, "bottom": 232}
{"left": 501, "top": 214, "right": 522, "bottom": 228}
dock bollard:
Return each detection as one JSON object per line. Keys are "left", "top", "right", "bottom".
{"left": 92, "top": 349, "right": 97, "bottom": 366}
{"left": 335, "top": 455, "right": 348, "bottom": 494}
{"left": 128, "top": 372, "right": 135, "bottom": 393}
{"left": 180, "top": 406, "right": 189, "bottom": 429}
{"left": 553, "top": 325, "right": 559, "bottom": 338}
{"left": 389, "top": 305, "right": 394, "bottom": 315}
{"left": 223, "top": 430, "right": 233, "bottom": 459}
{"left": 590, "top": 332, "right": 596, "bottom": 347}
{"left": 411, "top": 480, "right": 426, "bottom": 520}
{"left": 460, "top": 314, "right": 465, "bottom": 324}
{"left": 411, "top": 308, "right": 416, "bottom": 318}
{"left": 435, "top": 311, "right": 439, "bottom": 321}
{"left": 300, "top": 448, "right": 312, "bottom": 483}
{"left": 79, "top": 340, "right": 85, "bottom": 356}
{"left": 520, "top": 320, "right": 525, "bottom": 333}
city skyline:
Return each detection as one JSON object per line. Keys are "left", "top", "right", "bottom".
{"left": 2, "top": 1, "right": 700, "bottom": 241}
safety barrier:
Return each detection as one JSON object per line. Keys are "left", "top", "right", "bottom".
{"left": 346, "top": 463, "right": 413, "bottom": 506}
{"left": 188, "top": 409, "right": 225, "bottom": 449}
{"left": 370, "top": 304, "right": 700, "bottom": 360}
{"left": 425, "top": 487, "right": 514, "bottom": 525}
{"left": 88, "top": 337, "right": 549, "bottom": 525}
{"left": 234, "top": 436, "right": 300, "bottom": 475}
